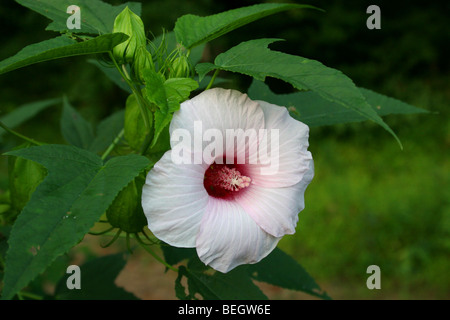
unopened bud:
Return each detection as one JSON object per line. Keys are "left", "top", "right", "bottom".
{"left": 112, "top": 7, "right": 146, "bottom": 63}
{"left": 169, "top": 55, "right": 191, "bottom": 78}
{"left": 133, "top": 46, "right": 154, "bottom": 83}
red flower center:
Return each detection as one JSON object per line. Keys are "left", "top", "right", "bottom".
{"left": 203, "top": 162, "right": 251, "bottom": 199}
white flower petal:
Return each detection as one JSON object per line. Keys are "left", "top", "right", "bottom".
{"left": 196, "top": 197, "right": 280, "bottom": 273}
{"left": 142, "top": 89, "right": 315, "bottom": 273}
{"left": 142, "top": 151, "right": 209, "bottom": 247}
{"left": 245, "top": 100, "right": 312, "bottom": 188}
{"left": 170, "top": 88, "right": 265, "bottom": 162}
{"left": 236, "top": 160, "right": 314, "bottom": 238}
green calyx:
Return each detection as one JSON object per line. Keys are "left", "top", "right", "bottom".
{"left": 133, "top": 46, "right": 155, "bottom": 84}
{"left": 168, "top": 55, "right": 191, "bottom": 78}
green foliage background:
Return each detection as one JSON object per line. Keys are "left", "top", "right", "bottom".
{"left": 0, "top": 0, "right": 448, "bottom": 299}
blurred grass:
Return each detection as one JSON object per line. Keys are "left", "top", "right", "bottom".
{"left": 277, "top": 70, "right": 449, "bottom": 298}
{"left": 280, "top": 118, "right": 449, "bottom": 298}
{"left": 0, "top": 0, "right": 448, "bottom": 299}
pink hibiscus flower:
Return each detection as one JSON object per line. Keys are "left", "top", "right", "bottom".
{"left": 142, "top": 88, "right": 313, "bottom": 273}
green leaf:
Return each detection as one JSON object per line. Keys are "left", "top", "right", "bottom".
{"left": 54, "top": 253, "right": 138, "bottom": 300}
{"left": 196, "top": 39, "right": 402, "bottom": 147}
{"left": 143, "top": 70, "right": 199, "bottom": 114}
{"left": 163, "top": 78, "right": 199, "bottom": 112}
{"left": 195, "top": 62, "right": 216, "bottom": 79}
{"left": 179, "top": 266, "right": 267, "bottom": 300}
{"left": 248, "top": 80, "right": 429, "bottom": 127}
{"left": 62, "top": 102, "right": 124, "bottom": 154}
{"left": 248, "top": 248, "right": 331, "bottom": 300}
{"left": 88, "top": 59, "right": 131, "bottom": 93}
{"left": 0, "top": 33, "right": 128, "bottom": 75}
{"left": 89, "top": 110, "right": 125, "bottom": 154}
{"left": 60, "top": 96, "right": 94, "bottom": 149}
{"left": 146, "top": 111, "right": 171, "bottom": 165}
{"left": 161, "top": 245, "right": 196, "bottom": 267}
{"left": 143, "top": 71, "right": 170, "bottom": 114}
{"left": 0, "top": 98, "right": 61, "bottom": 138}
{"left": 197, "top": 75, "right": 230, "bottom": 90}
{"left": 174, "top": 3, "right": 320, "bottom": 49}
{"left": 142, "top": 69, "right": 197, "bottom": 151}
{"left": 359, "top": 87, "right": 429, "bottom": 117}
{"left": 16, "top": 0, "right": 141, "bottom": 35}
{"left": 151, "top": 110, "right": 172, "bottom": 149}
{"left": 1, "top": 145, "right": 149, "bottom": 300}
{"left": 175, "top": 268, "right": 190, "bottom": 300}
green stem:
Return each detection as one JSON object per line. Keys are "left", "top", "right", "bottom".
{"left": 97, "top": 230, "right": 129, "bottom": 239}
{"left": 17, "top": 291, "right": 43, "bottom": 300}
{"left": 133, "top": 232, "right": 154, "bottom": 245}
{"left": 126, "top": 232, "right": 133, "bottom": 253}
{"left": 100, "top": 228, "right": 122, "bottom": 248}
{"left": 205, "top": 69, "right": 219, "bottom": 90}
{"left": 132, "top": 86, "right": 152, "bottom": 133}
{"left": 88, "top": 226, "right": 115, "bottom": 236}
{"left": 0, "top": 120, "right": 43, "bottom": 146}
{"left": 109, "top": 52, "right": 131, "bottom": 85}
{"left": 121, "top": 64, "right": 131, "bottom": 80}
{"left": 135, "top": 233, "right": 178, "bottom": 272}
{"left": 101, "top": 129, "right": 125, "bottom": 160}
{"left": 108, "top": 52, "right": 151, "bottom": 133}
{"left": 141, "top": 229, "right": 160, "bottom": 245}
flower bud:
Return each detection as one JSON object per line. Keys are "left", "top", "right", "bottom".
{"left": 168, "top": 55, "right": 191, "bottom": 78}
{"left": 106, "top": 173, "right": 147, "bottom": 233}
{"left": 112, "top": 7, "right": 146, "bottom": 64}
{"left": 133, "top": 46, "right": 154, "bottom": 84}
{"left": 8, "top": 145, "right": 46, "bottom": 214}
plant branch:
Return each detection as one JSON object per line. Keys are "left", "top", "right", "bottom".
{"left": 0, "top": 120, "right": 43, "bottom": 146}
{"left": 101, "top": 128, "right": 125, "bottom": 160}
{"left": 135, "top": 233, "right": 178, "bottom": 272}
{"left": 108, "top": 52, "right": 152, "bottom": 134}
{"left": 17, "top": 291, "right": 43, "bottom": 300}
{"left": 100, "top": 228, "right": 122, "bottom": 248}
{"left": 205, "top": 69, "right": 219, "bottom": 90}
{"left": 88, "top": 226, "right": 115, "bottom": 236}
